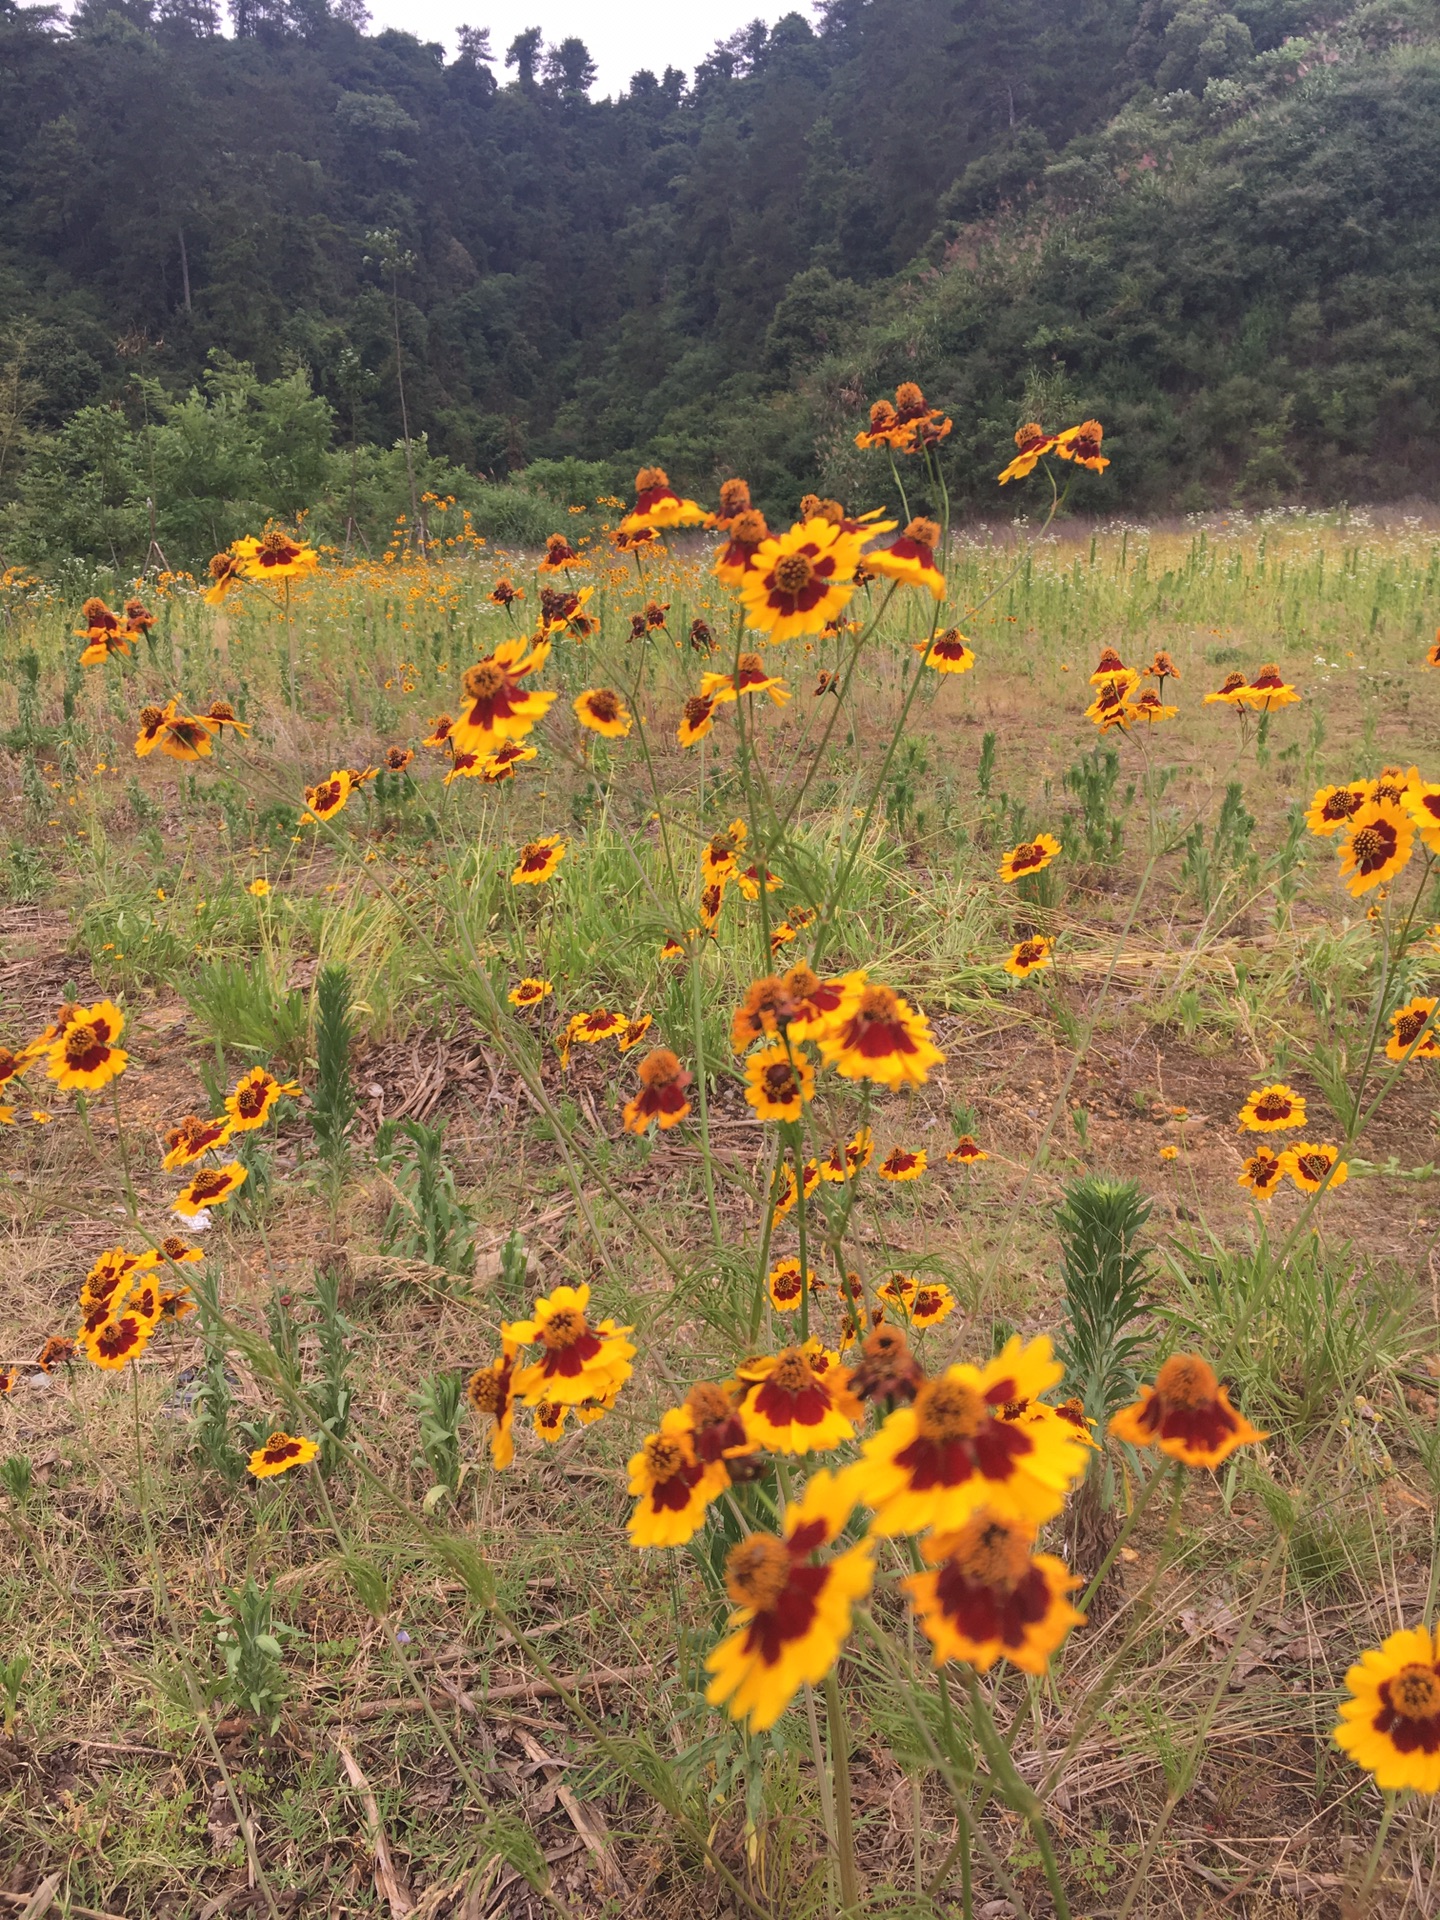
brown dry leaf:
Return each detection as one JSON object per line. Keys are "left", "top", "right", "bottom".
{"left": 336, "top": 1741, "right": 414, "bottom": 1919}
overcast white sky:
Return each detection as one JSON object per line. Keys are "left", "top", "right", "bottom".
{"left": 368, "top": 0, "right": 808, "bottom": 97}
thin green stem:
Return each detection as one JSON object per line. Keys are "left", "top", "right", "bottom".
{"left": 823, "top": 1668, "right": 861, "bottom": 1916}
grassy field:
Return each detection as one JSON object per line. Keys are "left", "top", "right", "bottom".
{"left": 3, "top": 478, "right": 1440, "bottom": 1920}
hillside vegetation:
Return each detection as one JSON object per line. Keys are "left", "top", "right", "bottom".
{"left": 1, "top": 0, "right": 1439, "bottom": 567}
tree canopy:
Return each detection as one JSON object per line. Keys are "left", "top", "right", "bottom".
{"left": 0, "top": 0, "right": 1437, "bottom": 568}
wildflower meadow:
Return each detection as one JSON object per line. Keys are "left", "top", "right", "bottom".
{"left": 5, "top": 410, "right": 1440, "bottom": 1919}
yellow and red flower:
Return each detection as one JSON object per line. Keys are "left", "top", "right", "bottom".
{"left": 1109, "top": 1354, "right": 1266, "bottom": 1468}
{"left": 204, "top": 551, "right": 244, "bottom": 605}
{"left": 1338, "top": 801, "right": 1413, "bottom": 897}
{"left": 451, "top": 635, "right": 557, "bottom": 758}
{"left": 772, "top": 1157, "right": 821, "bottom": 1217}
{"left": 511, "top": 835, "right": 566, "bottom": 886}
{"left": 878, "top": 1146, "right": 926, "bottom": 1182}
{"left": 738, "top": 519, "right": 865, "bottom": 643}
{"left": 506, "top": 1283, "right": 635, "bottom": 1408}
{"left": 1004, "top": 936, "right": 1054, "bottom": 979}
{"left": 234, "top": 530, "right": 319, "bottom": 583}
{"left": 815, "top": 973, "right": 945, "bottom": 1090}
{"left": 998, "top": 834, "right": 1061, "bottom": 885}
{"left": 1053, "top": 420, "right": 1108, "bottom": 473}
{"left": 508, "top": 977, "right": 553, "bottom": 1009}
{"left": 1237, "top": 1084, "right": 1306, "bottom": 1132}
{"left": 1204, "top": 671, "right": 1251, "bottom": 707}
{"left": 702, "top": 819, "right": 747, "bottom": 889}
{"left": 627, "top": 1406, "right": 731, "bottom": 1547}
{"left": 705, "top": 1469, "right": 874, "bottom": 1732}
{"left": 1305, "top": 783, "right": 1368, "bottom": 837}
{"left": 903, "top": 1508, "right": 1084, "bottom": 1674}
{"left": 466, "top": 1341, "right": 519, "bottom": 1470}
{"left": 1405, "top": 777, "right": 1440, "bottom": 855}
{"left": 1239, "top": 664, "right": 1300, "bottom": 711}
{"left": 947, "top": 1134, "right": 988, "bottom": 1164}
{"left": 864, "top": 518, "right": 946, "bottom": 600}
{"left": 735, "top": 1342, "right": 861, "bottom": 1454}
{"left": 1387, "top": 997, "right": 1440, "bottom": 1062}
{"left": 247, "top": 1431, "right": 320, "bottom": 1478}
{"left": 700, "top": 655, "right": 790, "bottom": 707}
{"left": 997, "top": 423, "right": 1057, "bottom": 485}
{"left": 301, "top": 770, "right": 353, "bottom": 824}
{"left": 744, "top": 1042, "right": 815, "bottom": 1122}
{"left": 1234, "top": 1149, "right": 1282, "bottom": 1203}
{"left": 574, "top": 688, "right": 632, "bottom": 738}
{"left": 46, "top": 1000, "right": 128, "bottom": 1092}
{"left": 225, "top": 1067, "right": 299, "bottom": 1133}
{"left": 1334, "top": 1622, "right": 1440, "bottom": 1793}
{"left": 161, "top": 1113, "right": 232, "bottom": 1169}
{"left": 620, "top": 465, "right": 710, "bottom": 535}
{"left": 853, "top": 1336, "right": 1086, "bottom": 1537}
{"left": 81, "top": 1307, "right": 157, "bottom": 1370}
{"left": 677, "top": 692, "right": 718, "bottom": 746}
{"left": 539, "top": 532, "right": 585, "bottom": 572}
{"left": 559, "top": 1009, "right": 627, "bottom": 1063}
{"left": 714, "top": 508, "right": 770, "bottom": 586}
{"left": 423, "top": 714, "right": 454, "bottom": 749}
{"left": 909, "top": 1281, "right": 955, "bottom": 1330}
{"left": 1278, "top": 1140, "right": 1347, "bottom": 1194}
{"left": 622, "top": 1047, "right": 693, "bottom": 1133}
{"left": 922, "top": 628, "right": 975, "bottom": 673}
{"left": 172, "top": 1161, "right": 248, "bottom": 1218}
{"left": 767, "top": 1257, "right": 820, "bottom": 1313}
{"left": 134, "top": 699, "right": 215, "bottom": 762}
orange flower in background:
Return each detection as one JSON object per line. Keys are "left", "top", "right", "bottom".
{"left": 451, "top": 635, "right": 556, "bottom": 757}
{"left": 816, "top": 973, "right": 945, "bottom": 1089}
{"left": 700, "top": 654, "right": 791, "bottom": 706}
{"left": 510, "top": 836, "right": 566, "bottom": 886}
{"left": 922, "top": 628, "right": 975, "bottom": 672}
{"left": 247, "top": 1432, "right": 320, "bottom": 1478}
{"left": 423, "top": 714, "right": 454, "bottom": 749}
{"left": 1054, "top": 420, "right": 1108, "bottom": 472}
{"left": 77, "top": 597, "right": 132, "bottom": 664}
{"left": 383, "top": 745, "right": 414, "bottom": 772}
{"left": 573, "top": 688, "right": 632, "bottom": 738}
{"left": 997, "top": 423, "right": 1057, "bottom": 484}
{"left": 998, "top": 833, "right": 1061, "bottom": 884}
{"left": 1110, "top": 1354, "right": 1266, "bottom": 1468}
{"left": 856, "top": 382, "right": 952, "bottom": 453}
{"left": 46, "top": 1000, "right": 128, "bottom": 1092}
{"left": 1338, "top": 801, "right": 1413, "bottom": 896}
{"left": 864, "top": 518, "right": 946, "bottom": 600}
{"left": 539, "top": 533, "right": 584, "bottom": 572}
{"left": 622, "top": 1048, "right": 692, "bottom": 1133}
{"left": 620, "top": 465, "right": 709, "bottom": 535}
{"left": 490, "top": 578, "right": 521, "bottom": 608}
{"left": 738, "top": 518, "right": 865, "bottom": 642}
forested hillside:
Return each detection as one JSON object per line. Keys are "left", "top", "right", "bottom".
{"left": 1, "top": 0, "right": 1438, "bottom": 568}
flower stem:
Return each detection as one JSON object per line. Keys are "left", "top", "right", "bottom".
{"left": 823, "top": 1667, "right": 861, "bottom": 1916}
